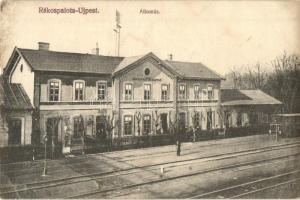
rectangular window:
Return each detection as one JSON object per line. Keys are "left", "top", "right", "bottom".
{"left": 97, "top": 83, "right": 106, "bottom": 100}
{"left": 74, "top": 82, "right": 84, "bottom": 101}
{"left": 208, "top": 85, "right": 213, "bottom": 100}
{"left": 124, "top": 115, "right": 133, "bottom": 135}
{"left": 161, "top": 84, "right": 169, "bottom": 100}
{"left": 179, "top": 84, "right": 186, "bottom": 99}
{"left": 194, "top": 85, "right": 200, "bottom": 99}
{"left": 143, "top": 115, "right": 151, "bottom": 135}
{"left": 73, "top": 116, "right": 84, "bottom": 138}
{"left": 144, "top": 84, "right": 151, "bottom": 100}
{"left": 49, "top": 81, "right": 60, "bottom": 101}
{"left": 125, "top": 83, "right": 133, "bottom": 100}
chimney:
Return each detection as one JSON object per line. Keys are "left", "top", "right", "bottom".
{"left": 168, "top": 54, "right": 173, "bottom": 61}
{"left": 38, "top": 42, "right": 50, "bottom": 51}
{"left": 96, "top": 42, "right": 99, "bottom": 55}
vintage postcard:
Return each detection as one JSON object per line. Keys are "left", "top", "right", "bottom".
{"left": 0, "top": 0, "right": 299, "bottom": 199}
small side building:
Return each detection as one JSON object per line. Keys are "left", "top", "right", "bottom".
{"left": 0, "top": 78, "right": 33, "bottom": 147}
{"left": 221, "top": 89, "right": 282, "bottom": 130}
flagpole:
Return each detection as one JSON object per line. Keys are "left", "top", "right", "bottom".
{"left": 118, "top": 25, "right": 121, "bottom": 56}
{"left": 115, "top": 10, "right": 121, "bottom": 57}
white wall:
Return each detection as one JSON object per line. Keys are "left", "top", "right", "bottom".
{"left": 10, "top": 57, "right": 35, "bottom": 106}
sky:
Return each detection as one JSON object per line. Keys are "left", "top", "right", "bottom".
{"left": 0, "top": 0, "right": 299, "bottom": 75}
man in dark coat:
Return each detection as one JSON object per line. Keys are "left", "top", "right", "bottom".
{"left": 176, "top": 135, "right": 181, "bottom": 156}
{"left": 176, "top": 125, "right": 184, "bottom": 156}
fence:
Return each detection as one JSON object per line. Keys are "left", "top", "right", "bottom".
{"left": 0, "top": 124, "right": 273, "bottom": 163}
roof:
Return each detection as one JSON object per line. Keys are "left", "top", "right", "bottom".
{"left": 113, "top": 54, "right": 146, "bottom": 74}
{"left": 221, "top": 89, "right": 282, "bottom": 106}
{"left": 18, "top": 48, "right": 124, "bottom": 74}
{"left": 0, "top": 79, "right": 33, "bottom": 110}
{"left": 165, "top": 60, "right": 224, "bottom": 80}
{"left": 14, "top": 47, "right": 223, "bottom": 80}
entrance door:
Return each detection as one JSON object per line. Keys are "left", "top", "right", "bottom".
{"left": 160, "top": 114, "right": 168, "bottom": 134}
{"left": 8, "top": 119, "right": 22, "bottom": 145}
{"left": 207, "top": 111, "right": 212, "bottom": 130}
{"left": 46, "top": 118, "right": 60, "bottom": 158}
{"left": 179, "top": 113, "right": 186, "bottom": 129}
{"left": 96, "top": 115, "right": 106, "bottom": 140}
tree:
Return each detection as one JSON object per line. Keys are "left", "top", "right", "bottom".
{"left": 152, "top": 110, "right": 160, "bottom": 134}
{"left": 135, "top": 111, "right": 142, "bottom": 136}
{"left": 46, "top": 116, "right": 62, "bottom": 158}
{"left": 244, "top": 63, "right": 266, "bottom": 89}
{"left": 267, "top": 52, "right": 300, "bottom": 113}
{"left": 223, "top": 52, "right": 300, "bottom": 113}
{"left": 104, "top": 112, "right": 118, "bottom": 151}
{"left": 168, "top": 112, "right": 178, "bottom": 135}
{"left": 191, "top": 110, "right": 200, "bottom": 142}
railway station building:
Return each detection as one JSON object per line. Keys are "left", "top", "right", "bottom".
{"left": 1, "top": 42, "right": 282, "bottom": 154}
{"left": 1, "top": 42, "right": 224, "bottom": 152}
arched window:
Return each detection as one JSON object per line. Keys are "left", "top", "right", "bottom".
{"left": 178, "top": 84, "right": 186, "bottom": 99}
{"left": 73, "top": 80, "right": 85, "bottom": 101}
{"left": 143, "top": 115, "right": 151, "bottom": 135}
{"left": 124, "top": 115, "right": 133, "bottom": 136}
{"left": 48, "top": 79, "right": 61, "bottom": 102}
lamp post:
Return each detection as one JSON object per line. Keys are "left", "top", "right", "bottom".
{"left": 42, "top": 135, "right": 48, "bottom": 177}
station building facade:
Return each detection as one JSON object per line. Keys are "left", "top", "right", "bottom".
{"left": 2, "top": 42, "right": 224, "bottom": 149}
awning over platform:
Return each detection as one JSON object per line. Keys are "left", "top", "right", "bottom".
{"left": 221, "top": 89, "right": 282, "bottom": 106}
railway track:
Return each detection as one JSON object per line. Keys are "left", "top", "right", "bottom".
{"left": 64, "top": 153, "right": 300, "bottom": 199}
{"left": 1, "top": 142, "right": 300, "bottom": 198}
{"left": 187, "top": 170, "right": 300, "bottom": 199}
{"left": 1, "top": 141, "right": 299, "bottom": 189}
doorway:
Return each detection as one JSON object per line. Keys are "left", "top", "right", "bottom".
{"left": 160, "top": 113, "right": 168, "bottom": 134}
{"left": 8, "top": 119, "right": 22, "bottom": 145}
{"left": 96, "top": 115, "right": 106, "bottom": 140}
{"left": 179, "top": 112, "right": 186, "bottom": 129}
{"left": 207, "top": 111, "right": 212, "bottom": 130}
{"left": 46, "top": 118, "right": 60, "bottom": 158}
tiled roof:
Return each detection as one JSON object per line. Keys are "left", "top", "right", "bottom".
{"left": 18, "top": 48, "right": 124, "bottom": 74}
{"left": 0, "top": 80, "right": 33, "bottom": 110}
{"left": 221, "top": 89, "right": 252, "bottom": 103}
{"left": 165, "top": 60, "right": 224, "bottom": 80}
{"left": 221, "top": 89, "right": 282, "bottom": 106}
{"left": 113, "top": 54, "right": 146, "bottom": 74}
{"left": 17, "top": 48, "right": 223, "bottom": 80}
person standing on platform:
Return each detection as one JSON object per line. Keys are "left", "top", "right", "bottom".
{"left": 176, "top": 124, "right": 184, "bottom": 156}
{"left": 176, "top": 135, "right": 181, "bottom": 156}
